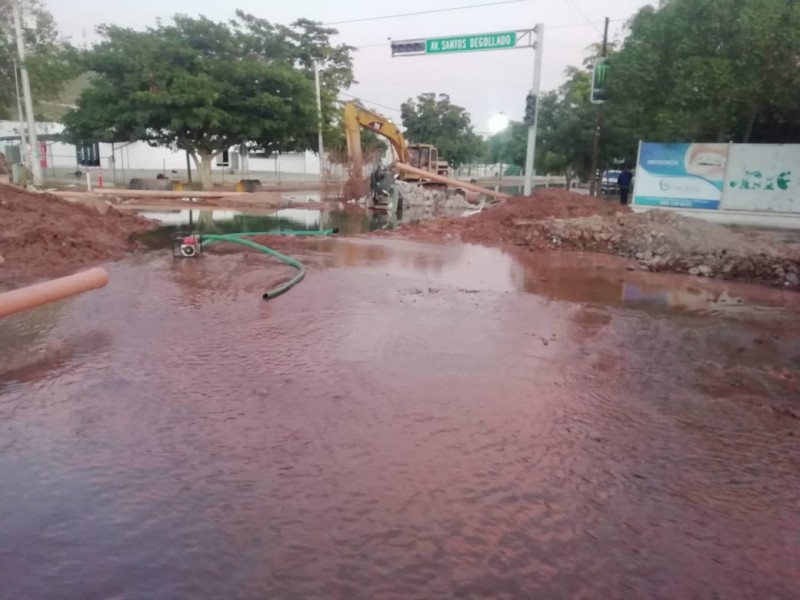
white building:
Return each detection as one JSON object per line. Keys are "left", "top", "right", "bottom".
{"left": 0, "top": 120, "right": 323, "bottom": 183}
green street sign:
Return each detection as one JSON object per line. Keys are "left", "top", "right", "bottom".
{"left": 591, "top": 57, "right": 610, "bottom": 104}
{"left": 425, "top": 31, "right": 517, "bottom": 54}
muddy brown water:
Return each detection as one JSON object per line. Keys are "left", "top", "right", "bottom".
{"left": 1, "top": 239, "right": 799, "bottom": 599}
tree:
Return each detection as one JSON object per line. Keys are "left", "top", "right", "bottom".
{"left": 0, "top": 0, "right": 79, "bottom": 119}
{"left": 608, "top": 0, "right": 800, "bottom": 143}
{"left": 63, "top": 13, "right": 355, "bottom": 189}
{"left": 323, "top": 102, "right": 387, "bottom": 164}
{"left": 488, "top": 120, "right": 527, "bottom": 169}
{"left": 400, "top": 93, "right": 485, "bottom": 167}
{"left": 488, "top": 61, "right": 636, "bottom": 187}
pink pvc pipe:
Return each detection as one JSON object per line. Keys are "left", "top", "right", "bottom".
{"left": 0, "top": 268, "right": 109, "bottom": 319}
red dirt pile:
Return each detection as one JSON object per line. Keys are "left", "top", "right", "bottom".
{"left": 409, "top": 188, "right": 800, "bottom": 289}
{"left": 460, "top": 189, "right": 628, "bottom": 245}
{"left": 0, "top": 184, "right": 155, "bottom": 281}
{"left": 413, "top": 189, "right": 628, "bottom": 244}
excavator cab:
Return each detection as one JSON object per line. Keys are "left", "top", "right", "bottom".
{"left": 407, "top": 144, "right": 437, "bottom": 171}
{"left": 405, "top": 144, "right": 439, "bottom": 182}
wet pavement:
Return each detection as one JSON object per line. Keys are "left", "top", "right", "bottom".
{"left": 1, "top": 238, "right": 799, "bottom": 599}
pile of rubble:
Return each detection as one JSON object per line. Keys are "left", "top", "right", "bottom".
{"left": 395, "top": 180, "right": 478, "bottom": 211}
{"left": 411, "top": 188, "right": 800, "bottom": 289}
{"left": 534, "top": 210, "right": 800, "bottom": 287}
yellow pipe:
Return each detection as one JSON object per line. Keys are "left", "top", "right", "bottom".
{"left": 0, "top": 268, "right": 109, "bottom": 319}
{"left": 394, "top": 162, "right": 511, "bottom": 200}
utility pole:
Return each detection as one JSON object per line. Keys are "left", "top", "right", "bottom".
{"left": 12, "top": 0, "right": 43, "bottom": 187}
{"left": 588, "top": 17, "right": 610, "bottom": 197}
{"left": 186, "top": 151, "right": 193, "bottom": 186}
{"left": 523, "top": 23, "right": 544, "bottom": 196}
{"left": 12, "top": 59, "right": 27, "bottom": 170}
{"left": 313, "top": 60, "right": 325, "bottom": 187}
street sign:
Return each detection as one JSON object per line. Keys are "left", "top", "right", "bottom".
{"left": 591, "top": 57, "right": 610, "bottom": 104}
{"left": 425, "top": 31, "right": 517, "bottom": 54}
{"left": 391, "top": 30, "right": 529, "bottom": 57}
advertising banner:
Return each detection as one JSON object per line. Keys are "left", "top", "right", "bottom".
{"left": 633, "top": 143, "right": 729, "bottom": 210}
{"left": 721, "top": 144, "right": 799, "bottom": 214}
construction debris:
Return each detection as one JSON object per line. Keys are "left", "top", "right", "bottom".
{"left": 395, "top": 180, "right": 480, "bottom": 210}
{"left": 410, "top": 189, "right": 800, "bottom": 289}
{"left": 534, "top": 210, "right": 800, "bottom": 288}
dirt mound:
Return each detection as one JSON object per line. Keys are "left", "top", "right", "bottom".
{"left": 407, "top": 189, "right": 800, "bottom": 289}
{"left": 0, "top": 184, "right": 155, "bottom": 281}
{"left": 458, "top": 189, "right": 629, "bottom": 245}
{"left": 412, "top": 189, "right": 628, "bottom": 241}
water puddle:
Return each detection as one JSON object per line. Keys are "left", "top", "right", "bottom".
{"left": 275, "top": 238, "right": 799, "bottom": 318}
{"left": 135, "top": 204, "right": 477, "bottom": 242}
{"left": 1, "top": 237, "right": 799, "bottom": 599}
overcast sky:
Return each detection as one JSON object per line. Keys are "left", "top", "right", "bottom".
{"left": 47, "top": 0, "right": 654, "bottom": 133}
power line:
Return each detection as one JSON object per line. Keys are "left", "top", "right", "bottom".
{"left": 549, "top": 17, "right": 625, "bottom": 30}
{"left": 323, "top": 0, "right": 530, "bottom": 26}
{"left": 349, "top": 18, "right": 627, "bottom": 49}
{"left": 340, "top": 93, "right": 403, "bottom": 115}
{"left": 561, "top": 0, "right": 603, "bottom": 35}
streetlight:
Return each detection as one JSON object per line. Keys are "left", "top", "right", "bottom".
{"left": 488, "top": 112, "right": 510, "bottom": 134}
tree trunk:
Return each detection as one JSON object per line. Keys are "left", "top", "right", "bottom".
{"left": 199, "top": 150, "right": 214, "bottom": 190}
{"left": 191, "top": 150, "right": 214, "bottom": 190}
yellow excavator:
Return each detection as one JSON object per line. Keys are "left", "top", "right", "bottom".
{"left": 343, "top": 101, "right": 448, "bottom": 191}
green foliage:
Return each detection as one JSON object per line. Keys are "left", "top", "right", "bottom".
{"left": 400, "top": 93, "right": 485, "bottom": 167}
{"left": 63, "top": 13, "right": 354, "bottom": 188}
{"left": 536, "top": 72, "right": 595, "bottom": 181}
{"left": 323, "top": 103, "right": 386, "bottom": 163}
{"left": 488, "top": 120, "right": 527, "bottom": 168}
{"left": 0, "top": 0, "right": 80, "bottom": 119}
{"left": 608, "top": 0, "right": 800, "bottom": 142}
{"left": 492, "top": 0, "right": 800, "bottom": 184}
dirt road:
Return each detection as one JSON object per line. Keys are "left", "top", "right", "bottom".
{"left": 1, "top": 238, "right": 798, "bottom": 598}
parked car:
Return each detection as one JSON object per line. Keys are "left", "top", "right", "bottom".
{"left": 598, "top": 170, "right": 635, "bottom": 195}
{"left": 600, "top": 170, "right": 621, "bottom": 194}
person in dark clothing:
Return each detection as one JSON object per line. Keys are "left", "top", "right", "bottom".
{"left": 617, "top": 168, "right": 633, "bottom": 205}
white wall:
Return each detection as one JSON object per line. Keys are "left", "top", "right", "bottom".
{"left": 247, "top": 152, "right": 319, "bottom": 176}
{"left": 0, "top": 120, "right": 321, "bottom": 175}
{"left": 721, "top": 144, "right": 800, "bottom": 214}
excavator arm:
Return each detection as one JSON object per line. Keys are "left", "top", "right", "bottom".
{"left": 344, "top": 101, "right": 408, "bottom": 176}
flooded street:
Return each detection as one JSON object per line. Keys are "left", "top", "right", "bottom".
{"left": 1, "top": 238, "right": 799, "bottom": 598}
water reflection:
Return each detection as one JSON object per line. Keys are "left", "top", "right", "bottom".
{"left": 1, "top": 238, "right": 799, "bottom": 598}
{"left": 136, "top": 204, "right": 476, "bottom": 240}
{"left": 137, "top": 209, "right": 322, "bottom": 231}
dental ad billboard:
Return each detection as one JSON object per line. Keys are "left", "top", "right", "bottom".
{"left": 633, "top": 143, "right": 729, "bottom": 210}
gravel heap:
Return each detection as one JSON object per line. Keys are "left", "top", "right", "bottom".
{"left": 395, "top": 180, "right": 478, "bottom": 210}
{"left": 535, "top": 210, "right": 800, "bottom": 287}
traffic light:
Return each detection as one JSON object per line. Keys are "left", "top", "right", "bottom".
{"left": 524, "top": 92, "right": 537, "bottom": 125}
{"left": 391, "top": 40, "right": 426, "bottom": 57}
{"left": 590, "top": 57, "right": 610, "bottom": 104}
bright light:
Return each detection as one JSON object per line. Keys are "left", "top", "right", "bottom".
{"left": 488, "top": 113, "right": 510, "bottom": 134}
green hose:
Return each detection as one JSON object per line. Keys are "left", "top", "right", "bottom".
{"left": 200, "top": 231, "right": 323, "bottom": 300}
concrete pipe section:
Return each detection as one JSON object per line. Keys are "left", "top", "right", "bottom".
{"left": 0, "top": 267, "right": 109, "bottom": 319}
{"left": 394, "top": 162, "right": 511, "bottom": 201}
